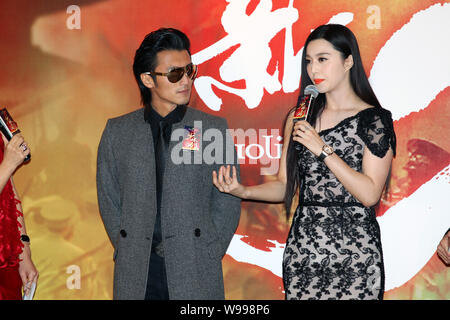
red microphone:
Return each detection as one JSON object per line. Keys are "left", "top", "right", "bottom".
{"left": 293, "top": 84, "right": 319, "bottom": 124}
{"left": 292, "top": 85, "right": 319, "bottom": 152}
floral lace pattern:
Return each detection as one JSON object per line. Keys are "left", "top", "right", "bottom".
{"left": 283, "top": 107, "right": 396, "bottom": 300}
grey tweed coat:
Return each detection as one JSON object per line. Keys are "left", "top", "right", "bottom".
{"left": 96, "top": 106, "right": 241, "bottom": 300}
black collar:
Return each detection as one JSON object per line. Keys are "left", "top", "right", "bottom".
{"left": 144, "top": 104, "right": 187, "bottom": 125}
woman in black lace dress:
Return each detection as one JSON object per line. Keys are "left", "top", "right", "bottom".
{"left": 213, "top": 24, "right": 396, "bottom": 300}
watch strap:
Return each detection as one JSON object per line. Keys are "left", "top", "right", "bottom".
{"left": 318, "top": 144, "right": 334, "bottom": 161}
{"left": 318, "top": 151, "right": 327, "bottom": 161}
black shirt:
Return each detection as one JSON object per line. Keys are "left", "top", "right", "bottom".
{"left": 144, "top": 104, "right": 187, "bottom": 246}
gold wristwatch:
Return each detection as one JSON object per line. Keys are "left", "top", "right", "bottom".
{"left": 318, "top": 144, "right": 334, "bottom": 161}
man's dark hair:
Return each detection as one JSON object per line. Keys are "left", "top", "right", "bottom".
{"left": 132, "top": 28, "right": 191, "bottom": 109}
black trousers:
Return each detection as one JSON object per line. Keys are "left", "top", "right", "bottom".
{"left": 144, "top": 251, "right": 169, "bottom": 300}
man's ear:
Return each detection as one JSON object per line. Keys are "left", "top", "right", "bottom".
{"left": 344, "top": 54, "right": 354, "bottom": 72}
{"left": 140, "top": 73, "right": 155, "bottom": 89}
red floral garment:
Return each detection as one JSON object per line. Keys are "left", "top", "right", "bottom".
{"left": 0, "top": 138, "right": 23, "bottom": 268}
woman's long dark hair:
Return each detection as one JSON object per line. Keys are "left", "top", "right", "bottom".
{"left": 284, "top": 24, "right": 383, "bottom": 219}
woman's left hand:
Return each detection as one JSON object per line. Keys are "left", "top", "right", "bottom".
{"left": 18, "top": 245, "right": 39, "bottom": 297}
{"left": 292, "top": 120, "right": 325, "bottom": 156}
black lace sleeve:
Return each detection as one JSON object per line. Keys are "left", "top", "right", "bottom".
{"left": 356, "top": 107, "right": 397, "bottom": 158}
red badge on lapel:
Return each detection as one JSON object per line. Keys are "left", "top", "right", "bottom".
{"left": 182, "top": 126, "right": 200, "bottom": 151}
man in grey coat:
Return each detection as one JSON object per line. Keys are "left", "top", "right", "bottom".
{"left": 96, "top": 28, "right": 241, "bottom": 300}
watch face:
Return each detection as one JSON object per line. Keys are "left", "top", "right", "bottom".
{"left": 323, "top": 145, "right": 334, "bottom": 155}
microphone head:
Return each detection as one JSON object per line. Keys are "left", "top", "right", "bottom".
{"left": 304, "top": 85, "right": 319, "bottom": 98}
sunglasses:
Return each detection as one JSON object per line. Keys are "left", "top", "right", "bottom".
{"left": 143, "top": 63, "right": 198, "bottom": 83}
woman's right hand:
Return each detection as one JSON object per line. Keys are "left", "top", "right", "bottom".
{"left": 212, "top": 165, "right": 247, "bottom": 199}
{"left": 1, "top": 133, "right": 30, "bottom": 171}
